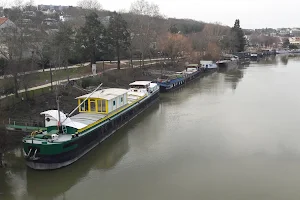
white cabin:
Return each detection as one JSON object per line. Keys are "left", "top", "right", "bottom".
{"left": 76, "top": 88, "right": 128, "bottom": 114}
{"left": 129, "top": 81, "right": 159, "bottom": 95}
{"left": 200, "top": 60, "right": 218, "bottom": 69}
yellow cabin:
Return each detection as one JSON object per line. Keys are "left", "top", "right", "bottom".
{"left": 76, "top": 88, "right": 128, "bottom": 114}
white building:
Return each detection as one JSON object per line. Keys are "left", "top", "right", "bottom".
{"left": 291, "top": 29, "right": 300, "bottom": 37}
{"left": 59, "top": 15, "right": 73, "bottom": 22}
{"left": 0, "top": 18, "right": 16, "bottom": 30}
{"left": 289, "top": 37, "right": 300, "bottom": 45}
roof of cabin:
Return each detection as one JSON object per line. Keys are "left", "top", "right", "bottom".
{"left": 187, "top": 64, "right": 199, "bottom": 67}
{"left": 76, "top": 88, "right": 128, "bottom": 100}
{"left": 129, "top": 81, "right": 151, "bottom": 86}
{"left": 41, "top": 110, "right": 67, "bottom": 121}
{"left": 0, "top": 18, "right": 8, "bottom": 26}
{"left": 200, "top": 60, "right": 213, "bottom": 64}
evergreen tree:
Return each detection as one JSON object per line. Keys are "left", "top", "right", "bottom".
{"left": 52, "top": 23, "right": 74, "bottom": 68}
{"left": 107, "top": 12, "right": 130, "bottom": 70}
{"left": 231, "top": 19, "right": 246, "bottom": 52}
{"left": 169, "top": 24, "right": 179, "bottom": 34}
{"left": 283, "top": 38, "right": 290, "bottom": 48}
{"left": 75, "top": 12, "right": 106, "bottom": 67}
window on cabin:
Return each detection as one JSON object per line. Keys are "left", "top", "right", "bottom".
{"left": 121, "top": 97, "right": 123, "bottom": 103}
{"left": 97, "top": 100, "right": 102, "bottom": 112}
{"left": 97, "top": 100, "right": 107, "bottom": 113}
{"left": 84, "top": 100, "right": 89, "bottom": 111}
{"left": 113, "top": 100, "right": 116, "bottom": 106}
{"left": 79, "top": 99, "right": 84, "bottom": 111}
{"left": 90, "top": 100, "right": 96, "bottom": 112}
{"left": 102, "top": 100, "right": 106, "bottom": 112}
{"left": 79, "top": 99, "right": 89, "bottom": 112}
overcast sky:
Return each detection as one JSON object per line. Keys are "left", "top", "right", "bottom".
{"left": 20, "top": 0, "right": 300, "bottom": 29}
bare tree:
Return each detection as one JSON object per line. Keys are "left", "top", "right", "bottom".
{"left": 249, "top": 34, "right": 280, "bottom": 48}
{"left": 0, "top": 24, "right": 25, "bottom": 97}
{"left": 129, "top": 0, "right": 161, "bottom": 67}
{"left": 0, "top": 0, "right": 38, "bottom": 98}
{"left": 188, "top": 23, "right": 228, "bottom": 59}
{"left": 158, "top": 33, "right": 192, "bottom": 63}
{"left": 77, "top": 0, "right": 102, "bottom": 11}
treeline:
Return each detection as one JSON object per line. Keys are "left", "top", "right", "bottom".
{"left": 0, "top": 0, "right": 246, "bottom": 98}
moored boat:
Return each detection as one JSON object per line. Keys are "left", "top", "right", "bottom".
{"left": 216, "top": 55, "right": 238, "bottom": 70}
{"left": 155, "top": 64, "right": 204, "bottom": 92}
{"left": 200, "top": 60, "right": 218, "bottom": 71}
{"left": 22, "top": 81, "right": 159, "bottom": 170}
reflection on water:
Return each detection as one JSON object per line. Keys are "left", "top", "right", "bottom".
{"left": 1, "top": 127, "right": 130, "bottom": 200}
{"left": 2, "top": 55, "right": 300, "bottom": 200}
{"left": 26, "top": 132, "right": 129, "bottom": 200}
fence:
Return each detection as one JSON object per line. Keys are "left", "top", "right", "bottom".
{"left": 4, "top": 117, "right": 45, "bottom": 133}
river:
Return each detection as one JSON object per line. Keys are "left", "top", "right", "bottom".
{"left": 1, "top": 55, "right": 300, "bottom": 200}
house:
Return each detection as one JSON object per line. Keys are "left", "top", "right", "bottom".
{"left": 23, "top": 11, "right": 36, "bottom": 18}
{"left": 42, "top": 9, "right": 57, "bottom": 16}
{"left": 42, "top": 18, "right": 58, "bottom": 26}
{"left": 0, "top": 18, "right": 16, "bottom": 30}
{"left": 59, "top": 15, "right": 73, "bottom": 22}
{"left": 290, "top": 29, "right": 300, "bottom": 37}
{"left": 289, "top": 37, "right": 300, "bottom": 46}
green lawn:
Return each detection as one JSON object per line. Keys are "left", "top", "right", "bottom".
{"left": 0, "top": 67, "right": 90, "bottom": 91}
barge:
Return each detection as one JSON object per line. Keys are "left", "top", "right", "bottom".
{"left": 200, "top": 60, "right": 218, "bottom": 71}
{"left": 155, "top": 64, "right": 205, "bottom": 93}
{"left": 216, "top": 55, "right": 238, "bottom": 71}
{"left": 22, "top": 81, "right": 159, "bottom": 170}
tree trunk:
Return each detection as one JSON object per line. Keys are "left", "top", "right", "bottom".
{"left": 13, "top": 74, "right": 18, "bottom": 98}
{"left": 142, "top": 52, "right": 145, "bottom": 67}
{"left": 90, "top": 50, "right": 96, "bottom": 67}
{"left": 24, "top": 84, "right": 28, "bottom": 100}
{"left": 116, "top": 46, "right": 121, "bottom": 70}
{"left": 0, "top": 153, "right": 3, "bottom": 168}
{"left": 50, "top": 65, "right": 53, "bottom": 92}
{"left": 139, "top": 54, "right": 142, "bottom": 68}
{"left": 130, "top": 49, "right": 133, "bottom": 68}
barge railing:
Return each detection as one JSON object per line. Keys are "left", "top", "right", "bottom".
{"left": 4, "top": 118, "right": 45, "bottom": 132}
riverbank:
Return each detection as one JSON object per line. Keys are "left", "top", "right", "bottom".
{"left": 0, "top": 61, "right": 186, "bottom": 123}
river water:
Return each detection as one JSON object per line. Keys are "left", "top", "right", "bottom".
{"left": 2, "top": 55, "right": 300, "bottom": 200}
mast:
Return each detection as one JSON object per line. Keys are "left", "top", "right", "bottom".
{"left": 56, "top": 50, "right": 61, "bottom": 130}
{"left": 57, "top": 93, "right": 61, "bottom": 126}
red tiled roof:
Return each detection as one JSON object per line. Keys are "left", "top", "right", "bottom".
{"left": 0, "top": 18, "right": 8, "bottom": 26}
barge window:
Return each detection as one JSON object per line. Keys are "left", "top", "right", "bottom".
{"left": 97, "top": 100, "right": 107, "bottom": 113}
{"left": 121, "top": 97, "right": 123, "bottom": 102}
{"left": 79, "top": 99, "right": 89, "bottom": 112}
{"left": 113, "top": 100, "right": 116, "bottom": 106}
{"left": 84, "top": 100, "right": 89, "bottom": 111}
{"left": 90, "top": 100, "right": 96, "bottom": 112}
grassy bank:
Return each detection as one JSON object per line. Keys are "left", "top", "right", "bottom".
{"left": 0, "top": 62, "right": 125, "bottom": 92}
{"left": 0, "top": 60, "right": 187, "bottom": 123}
